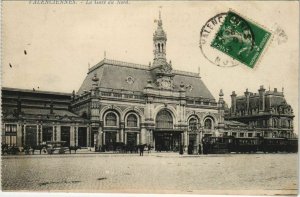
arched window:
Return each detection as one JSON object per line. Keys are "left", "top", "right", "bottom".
{"left": 204, "top": 118, "right": 213, "bottom": 129}
{"left": 161, "top": 43, "right": 164, "bottom": 52}
{"left": 156, "top": 110, "right": 173, "bottom": 129}
{"left": 189, "top": 117, "right": 198, "bottom": 131}
{"left": 158, "top": 43, "right": 161, "bottom": 52}
{"left": 127, "top": 114, "right": 138, "bottom": 127}
{"left": 105, "top": 112, "right": 117, "bottom": 126}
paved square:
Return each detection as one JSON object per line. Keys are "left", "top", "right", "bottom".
{"left": 1, "top": 153, "right": 298, "bottom": 195}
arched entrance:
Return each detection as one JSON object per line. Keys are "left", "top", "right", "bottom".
{"left": 154, "top": 109, "right": 181, "bottom": 152}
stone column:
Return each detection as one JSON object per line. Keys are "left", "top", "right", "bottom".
{"left": 116, "top": 131, "right": 120, "bottom": 142}
{"left": 147, "top": 129, "right": 150, "bottom": 145}
{"left": 124, "top": 132, "right": 127, "bottom": 145}
{"left": 36, "top": 124, "right": 39, "bottom": 146}
{"left": 137, "top": 133, "right": 140, "bottom": 145}
{"left": 87, "top": 126, "right": 91, "bottom": 147}
{"left": 22, "top": 124, "right": 26, "bottom": 146}
{"left": 153, "top": 133, "right": 155, "bottom": 149}
{"left": 40, "top": 124, "right": 43, "bottom": 145}
{"left": 53, "top": 125, "right": 58, "bottom": 142}
{"left": 56, "top": 125, "right": 61, "bottom": 142}
{"left": 184, "top": 130, "right": 188, "bottom": 151}
{"left": 120, "top": 128, "right": 124, "bottom": 143}
{"left": 70, "top": 126, "right": 74, "bottom": 146}
{"left": 98, "top": 126, "right": 103, "bottom": 146}
{"left": 196, "top": 133, "right": 199, "bottom": 154}
{"left": 74, "top": 126, "right": 78, "bottom": 146}
{"left": 141, "top": 128, "right": 146, "bottom": 144}
{"left": 17, "top": 123, "right": 22, "bottom": 147}
{"left": 103, "top": 131, "right": 106, "bottom": 145}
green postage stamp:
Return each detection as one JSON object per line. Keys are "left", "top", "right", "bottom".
{"left": 211, "top": 11, "right": 271, "bottom": 68}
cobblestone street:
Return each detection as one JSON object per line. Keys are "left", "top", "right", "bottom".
{"left": 1, "top": 153, "right": 298, "bottom": 195}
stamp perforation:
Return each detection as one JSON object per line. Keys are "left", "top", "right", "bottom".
{"left": 228, "top": 8, "right": 274, "bottom": 70}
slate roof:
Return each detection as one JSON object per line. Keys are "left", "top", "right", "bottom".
{"left": 21, "top": 108, "right": 80, "bottom": 117}
{"left": 78, "top": 59, "right": 215, "bottom": 100}
{"left": 3, "top": 107, "right": 87, "bottom": 123}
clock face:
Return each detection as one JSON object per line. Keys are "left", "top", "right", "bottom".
{"left": 159, "top": 78, "right": 172, "bottom": 89}
{"left": 162, "top": 80, "right": 169, "bottom": 88}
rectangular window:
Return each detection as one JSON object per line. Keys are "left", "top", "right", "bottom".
{"left": 5, "top": 124, "right": 17, "bottom": 133}
{"left": 240, "top": 133, "right": 244, "bottom": 137}
{"left": 5, "top": 124, "right": 17, "bottom": 146}
{"left": 187, "top": 100, "right": 194, "bottom": 104}
{"left": 248, "top": 133, "right": 253, "bottom": 137}
{"left": 195, "top": 101, "right": 201, "bottom": 105}
{"left": 124, "top": 94, "right": 133, "bottom": 99}
{"left": 232, "top": 132, "right": 237, "bottom": 137}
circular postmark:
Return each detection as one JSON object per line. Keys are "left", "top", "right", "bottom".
{"left": 199, "top": 13, "right": 239, "bottom": 67}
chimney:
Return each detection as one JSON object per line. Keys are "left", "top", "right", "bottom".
{"left": 230, "top": 91, "right": 237, "bottom": 115}
{"left": 244, "top": 88, "right": 250, "bottom": 115}
{"left": 72, "top": 90, "right": 75, "bottom": 101}
{"left": 219, "top": 89, "right": 224, "bottom": 106}
{"left": 258, "top": 85, "right": 266, "bottom": 112}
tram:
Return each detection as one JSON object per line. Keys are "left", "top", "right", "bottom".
{"left": 202, "top": 136, "right": 298, "bottom": 154}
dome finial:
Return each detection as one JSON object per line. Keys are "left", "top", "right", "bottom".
{"left": 157, "top": 9, "right": 162, "bottom": 26}
{"left": 159, "top": 10, "right": 161, "bottom": 20}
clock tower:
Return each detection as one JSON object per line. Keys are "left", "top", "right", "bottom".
{"left": 152, "top": 11, "right": 174, "bottom": 90}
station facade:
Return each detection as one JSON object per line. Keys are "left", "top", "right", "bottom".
{"left": 71, "top": 13, "right": 225, "bottom": 152}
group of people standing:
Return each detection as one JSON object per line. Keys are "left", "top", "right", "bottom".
{"left": 138, "top": 144, "right": 152, "bottom": 156}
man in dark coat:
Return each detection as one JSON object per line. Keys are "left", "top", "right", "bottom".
{"left": 139, "top": 144, "right": 144, "bottom": 156}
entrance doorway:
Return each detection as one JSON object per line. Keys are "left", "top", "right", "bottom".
{"left": 127, "top": 132, "right": 137, "bottom": 146}
{"left": 61, "top": 126, "right": 70, "bottom": 147}
{"left": 42, "top": 126, "right": 52, "bottom": 143}
{"left": 188, "top": 133, "right": 197, "bottom": 154}
{"left": 105, "top": 131, "right": 117, "bottom": 151}
{"left": 25, "top": 125, "right": 37, "bottom": 147}
{"left": 78, "top": 127, "right": 87, "bottom": 147}
{"left": 154, "top": 131, "right": 182, "bottom": 152}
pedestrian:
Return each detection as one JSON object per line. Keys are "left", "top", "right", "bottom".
{"left": 139, "top": 144, "right": 144, "bottom": 156}
{"left": 179, "top": 144, "right": 183, "bottom": 155}
{"left": 148, "top": 144, "right": 151, "bottom": 154}
{"left": 198, "top": 144, "right": 202, "bottom": 155}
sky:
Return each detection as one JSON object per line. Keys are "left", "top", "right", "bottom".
{"left": 2, "top": 1, "right": 299, "bottom": 132}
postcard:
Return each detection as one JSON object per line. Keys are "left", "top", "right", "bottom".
{"left": 1, "top": 0, "right": 298, "bottom": 196}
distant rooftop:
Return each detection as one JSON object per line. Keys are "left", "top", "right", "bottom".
{"left": 2, "top": 87, "right": 71, "bottom": 96}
